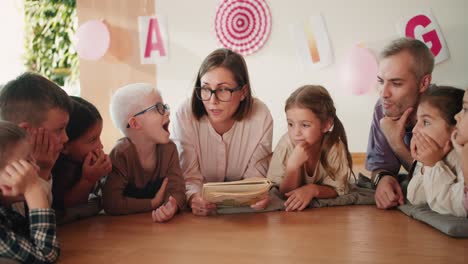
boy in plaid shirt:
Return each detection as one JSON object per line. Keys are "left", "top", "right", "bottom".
{"left": 0, "top": 121, "right": 60, "bottom": 263}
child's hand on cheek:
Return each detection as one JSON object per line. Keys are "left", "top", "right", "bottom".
{"left": 82, "top": 150, "right": 112, "bottom": 184}
{"left": 413, "top": 132, "right": 451, "bottom": 167}
{"left": 287, "top": 142, "right": 312, "bottom": 171}
{"left": 451, "top": 130, "right": 468, "bottom": 155}
{"left": 0, "top": 160, "right": 41, "bottom": 197}
{"left": 30, "top": 128, "right": 56, "bottom": 173}
{"left": 96, "top": 149, "right": 112, "bottom": 175}
{"left": 89, "top": 150, "right": 98, "bottom": 165}
{"left": 452, "top": 131, "right": 468, "bottom": 186}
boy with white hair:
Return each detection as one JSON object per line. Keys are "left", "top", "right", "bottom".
{"left": 103, "top": 83, "right": 185, "bottom": 222}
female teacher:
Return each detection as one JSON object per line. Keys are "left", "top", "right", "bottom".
{"left": 172, "top": 48, "right": 273, "bottom": 216}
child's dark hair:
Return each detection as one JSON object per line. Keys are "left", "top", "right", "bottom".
{"left": 67, "top": 96, "right": 102, "bottom": 142}
{"left": 0, "top": 121, "right": 28, "bottom": 169}
{"left": 285, "top": 85, "right": 353, "bottom": 180}
{"left": 0, "top": 72, "right": 72, "bottom": 126}
{"left": 419, "top": 85, "right": 464, "bottom": 126}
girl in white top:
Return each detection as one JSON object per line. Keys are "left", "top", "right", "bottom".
{"left": 267, "top": 85, "right": 353, "bottom": 212}
{"left": 408, "top": 85, "right": 466, "bottom": 217}
{"left": 171, "top": 48, "right": 273, "bottom": 216}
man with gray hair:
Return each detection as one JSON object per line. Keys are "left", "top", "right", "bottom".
{"left": 366, "top": 38, "right": 434, "bottom": 209}
{"left": 104, "top": 83, "right": 186, "bottom": 222}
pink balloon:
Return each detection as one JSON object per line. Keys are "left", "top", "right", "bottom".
{"left": 75, "top": 20, "right": 110, "bottom": 61}
{"left": 340, "top": 45, "right": 378, "bottom": 95}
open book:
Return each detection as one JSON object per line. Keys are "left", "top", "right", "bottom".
{"left": 202, "top": 178, "right": 273, "bottom": 208}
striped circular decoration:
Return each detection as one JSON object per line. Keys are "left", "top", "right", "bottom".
{"left": 214, "top": 0, "right": 272, "bottom": 55}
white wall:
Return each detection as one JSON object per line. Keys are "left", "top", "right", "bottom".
{"left": 0, "top": 0, "right": 25, "bottom": 85}
{"left": 156, "top": 0, "right": 468, "bottom": 152}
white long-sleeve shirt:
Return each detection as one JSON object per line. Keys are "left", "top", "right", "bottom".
{"left": 171, "top": 98, "right": 273, "bottom": 199}
{"left": 407, "top": 150, "right": 467, "bottom": 217}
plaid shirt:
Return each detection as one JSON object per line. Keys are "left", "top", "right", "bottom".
{"left": 0, "top": 207, "right": 60, "bottom": 263}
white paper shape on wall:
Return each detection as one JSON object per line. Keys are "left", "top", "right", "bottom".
{"left": 138, "top": 15, "right": 168, "bottom": 64}
{"left": 396, "top": 10, "right": 449, "bottom": 64}
{"left": 290, "top": 15, "right": 333, "bottom": 71}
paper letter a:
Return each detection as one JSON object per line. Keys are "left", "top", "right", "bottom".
{"left": 145, "top": 18, "right": 166, "bottom": 58}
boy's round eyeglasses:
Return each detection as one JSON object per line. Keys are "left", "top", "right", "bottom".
{"left": 126, "top": 102, "right": 170, "bottom": 128}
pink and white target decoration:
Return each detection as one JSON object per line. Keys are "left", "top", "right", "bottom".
{"left": 214, "top": 0, "right": 272, "bottom": 56}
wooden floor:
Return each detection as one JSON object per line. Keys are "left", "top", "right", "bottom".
{"left": 58, "top": 206, "right": 468, "bottom": 264}
{"left": 57, "top": 159, "right": 468, "bottom": 263}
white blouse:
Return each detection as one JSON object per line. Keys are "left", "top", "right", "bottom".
{"left": 407, "top": 150, "right": 467, "bottom": 217}
{"left": 171, "top": 98, "right": 273, "bottom": 199}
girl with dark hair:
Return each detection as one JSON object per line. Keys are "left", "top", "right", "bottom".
{"left": 408, "top": 85, "right": 466, "bottom": 217}
{"left": 52, "top": 96, "right": 111, "bottom": 220}
{"left": 267, "top": 85, "right": 353, "bottom": 212}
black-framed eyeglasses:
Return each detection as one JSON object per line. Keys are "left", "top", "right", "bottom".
{"left": 126, "top": 102, "right": 170, "bottom": 128}
{"left": 195, "top": 86, "right": 243, "bottom": 102}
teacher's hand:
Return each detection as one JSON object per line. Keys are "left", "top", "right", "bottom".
{"left": 190, "top": 192, "right": 217, "bottom": 216}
